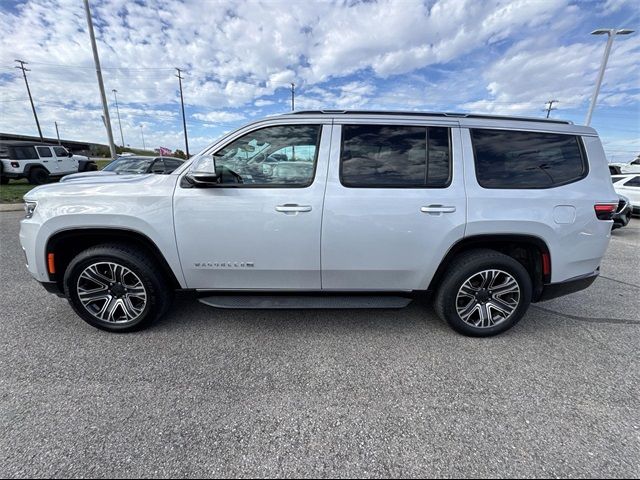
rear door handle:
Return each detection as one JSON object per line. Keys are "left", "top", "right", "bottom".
{"left": 421, "top": 205, "right": 456, "bottom": 214}
{"left": 275, "top": 204, "right": 312, "bottom": 213}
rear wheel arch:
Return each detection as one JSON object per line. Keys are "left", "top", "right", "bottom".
{"left": 24, "top": 163, "right": 50, "bottom": 176}
{"left": 45, "top": 228, "right": 181, "bottom": 292}
{"left": 428, "top": 234, "right": 551, "bottom": 301}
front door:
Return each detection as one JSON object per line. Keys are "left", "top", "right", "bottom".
{"left": 173, "top": 122, "right": 331, "bottom": 290}
{"left": 321, "top": 122, "right": 466, "bottom": 291}
{"left": 52, "top": 146, "right": 77, "bottom": 174}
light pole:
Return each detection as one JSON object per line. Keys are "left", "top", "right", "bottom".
{"left": 112, "top": 89, "right": 125, "bottom": 148}
{"left": 140, "top": 124, "right": 146, "bottom": 150}
{"left": 585, "top": 28, "right": 634, "bottom": 126}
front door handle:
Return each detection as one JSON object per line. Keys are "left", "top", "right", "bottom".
{"left": 421, "top": 205, "right": 456, "bottom": 214}
{"left": 275, "top": 204, "right": 312, "bottom": 213}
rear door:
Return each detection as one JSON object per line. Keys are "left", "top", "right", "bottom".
{"left": 35, "top": 146, "right": 55, "bottom": 172}
{"left": 321, "top": 120, "right": 466, "bottom": 291}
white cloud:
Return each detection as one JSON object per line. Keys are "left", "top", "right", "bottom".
{"left": 192, "top": 111, "right": 245, "bottom": 123}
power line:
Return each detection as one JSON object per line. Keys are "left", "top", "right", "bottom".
{"left": 15, "top": 59, "right": 43, "bottom": 141}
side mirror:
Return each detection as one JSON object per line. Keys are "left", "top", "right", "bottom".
{"left": 67, "top": 151, "right": 73, "bottom": 157}
{"left": 185, "top": 154, "right": 219, "bottom": 186}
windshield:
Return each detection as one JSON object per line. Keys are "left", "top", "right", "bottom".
{"left": 103, "top": 157, "right": 154, "bottom": 174}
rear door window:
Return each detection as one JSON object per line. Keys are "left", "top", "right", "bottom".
{"left": 36, "top": 147, "right": 53, "bottom": 158}
{"left": 340, "top": 125, "right": 451, "bottom": 188}
{"left": 470, "top": 129, "right": 588, "bottom": 189}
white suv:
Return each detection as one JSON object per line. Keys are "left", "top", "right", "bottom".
{"left": 19, "top": 111, "right": 618, "bottom": 336}
{"left": 0, "top": 142, "right": 83, "bottom": 184}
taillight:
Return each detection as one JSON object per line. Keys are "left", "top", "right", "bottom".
{"left": 594, "top": 203, "right": 617, "bottom": 220}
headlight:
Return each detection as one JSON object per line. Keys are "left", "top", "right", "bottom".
{"left": 24, "top": 201, "right": 37, "bottom": 219}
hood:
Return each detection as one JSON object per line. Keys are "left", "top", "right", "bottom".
{"left": 60, "top": 171, "right": 117, "bottom": 182}
{"left": 25, "top": 173, "right": 173, "bottom": 202}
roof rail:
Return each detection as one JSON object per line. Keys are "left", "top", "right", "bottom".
{"left": 289, "top": 110, "right": 572, "bottom": 125}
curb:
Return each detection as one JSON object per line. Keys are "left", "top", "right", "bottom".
{"left": 0, "top": 203, "right": 24, "bottom": 212}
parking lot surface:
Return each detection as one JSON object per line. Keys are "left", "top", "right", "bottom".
{"left": 1, "top": 211, "right": 638, "bottom": 478}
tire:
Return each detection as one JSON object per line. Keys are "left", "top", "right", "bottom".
{"left": 0, "top": 164, "right": 7, "bottom": 184}
{"left": 63, "top": 244, "right": 173, "bottom": 332}
{"left": 28, "top": 167, "right": 49, "bottom": 185}
{"left": 434, "top": 249, "right": 532, "bottom": 337}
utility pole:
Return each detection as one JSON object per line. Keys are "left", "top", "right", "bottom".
{"left": 83, "top": 0, "right": 116, "bottom": 158}
{"left": 140, "top": 124, "right": 146, "bottom": 150}
{"left": 544, "top": 99, "right": 558, "bottom": 118}
{"left": 585, "top": 28, "right": 634, "bottom": 126}
{"left": 112, "top": 89, "right": 125, "bottom": 148}
{"left": 291, "top": 82, "right": 295, "bottom": 111}
{"left": 15, "top": 60, "right": 43, "bottom": 142}
{"left": 175, "top": 68, "right": 190, "bottom": 158}
{"left": 55, "top": 121, "right": 61, "bottom": 145}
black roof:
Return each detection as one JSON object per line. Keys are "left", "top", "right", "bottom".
{"left": 0, "top": 140, "right": 58, "bottom": 147}
{"left": 290, "top": 110, "right": 572, "bottom": 125}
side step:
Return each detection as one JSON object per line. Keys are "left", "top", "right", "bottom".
{"left": 198, "top": 295, "right": 413, "bottom": 310}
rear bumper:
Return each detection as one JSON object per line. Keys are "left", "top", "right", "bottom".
{"left": 536, "top": 270, "right": 599, "bottom": 302}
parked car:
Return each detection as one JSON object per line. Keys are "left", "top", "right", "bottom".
{"left": 611, "top": 174, "right": 640, "bottom": 215}
{"left": 61, "top": 155, "right": 184, "bottom": 182}
{"left": 0, "top": 141, "right": 96, "bottom": 184}
{"left": 609, "top": 156, "right": 640, "bottom": 175}
{"left": 612, "top": 194, "right": 632, "bottom": 229}
{"left": 20, "top": 111, "right": 617, "bottom": 336}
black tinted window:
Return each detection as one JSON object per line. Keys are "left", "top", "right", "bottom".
{"left": 340, "top": 125, "right": 451, "bottom": 187}
{"left": 36, "top": 147, "right": 52, "bottom": 158}
{"left": 12, "top": 146, "right": 38, "bottom": 159}
{"left": 471, "top": 129, "right": 587, "bottom": 189}
{"left": 53, "top": 147, "right": 68, "bottom": 156}
{"left": 625, "top": 176, "right": 640, "bottom": 187}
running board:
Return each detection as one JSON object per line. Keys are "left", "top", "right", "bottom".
{"left": 198, "top": 295, "right": 412, "bottom": 310}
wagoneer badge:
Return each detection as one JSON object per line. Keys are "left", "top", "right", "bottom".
{"left": 194, "top": 262, "right": 255, "bottom": 269}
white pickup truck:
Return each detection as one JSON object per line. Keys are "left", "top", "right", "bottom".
{"left": 20, "top": 111, "right": 617, "bottom": 336}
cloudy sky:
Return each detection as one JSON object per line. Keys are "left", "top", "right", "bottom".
{"left": 0, "top": 0, "right": 638, "bottom": 161}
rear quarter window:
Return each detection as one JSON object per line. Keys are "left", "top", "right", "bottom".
{"left": 10, "top": 146, "right": 38, "bottom": 160}
{"left": 471, "top": 129, "right": 588, "bottom": 189}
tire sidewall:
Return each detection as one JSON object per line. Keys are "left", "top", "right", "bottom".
{"left": 64, "top": 249, "right": 165, "bottom": 332}
{"left": 439, "top": 254, "right": 532, "bottom": 337}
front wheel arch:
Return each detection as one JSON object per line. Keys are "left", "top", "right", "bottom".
{"left": 46, "top": 228, "right": 182, "bottom": 292}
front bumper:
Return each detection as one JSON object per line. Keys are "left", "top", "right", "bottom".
{"left": 41, "top": 280, "right": 65, "bottom": 297}
{"left": 537, "top": 270, "right": 599, "bottom": 302}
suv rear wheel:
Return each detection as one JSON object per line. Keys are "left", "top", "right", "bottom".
{"left": 64, "top": 244, "right": 173, "bottom": 332}
{"left": 434, "top": 249, "right": 532, "bottom": 337}
{"left": 28, "top": 167, "right": 49, "bottom": 185}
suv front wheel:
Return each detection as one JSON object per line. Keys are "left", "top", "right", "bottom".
{"left": 64, "top": 244, "right": 173, "bottom": 332}
{"left": 434, "top": 249, "right": 532, "bottom": 337}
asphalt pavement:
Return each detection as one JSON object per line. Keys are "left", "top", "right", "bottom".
{"left": 1, "top": 210, "right": 638, "bottom": 478}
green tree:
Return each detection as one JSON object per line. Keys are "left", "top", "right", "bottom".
{"left": 173, "top": 149, "right": 187, "bottom": 159}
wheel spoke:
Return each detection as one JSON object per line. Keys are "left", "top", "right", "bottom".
{"left": 80, "top": 265, "right": 112, "bottom": 287}
{"left": 492, "top": 277, "right": 519, "bottom": 295}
